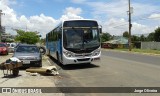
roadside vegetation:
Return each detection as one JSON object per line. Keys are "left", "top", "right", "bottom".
{"left": 107, "top": 48, "right": 160, "bottom": 55}
{"left": 101, "top": 27, "right": 160, "bottom": 55}
{"left": 15, "top": 30, "right": 40, "bottom": 44}
{"left": 101, "top": 27, "right": 160, "bottom": 43}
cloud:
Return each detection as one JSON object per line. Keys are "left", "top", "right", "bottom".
{"left": 3, "top": 11, "right": 59, "bottom": 37}
{"left": 1, "top": 0, "right": 19, "bottom": 29}
{"left": 100, "top": 18, "right": 155, "bottom": 36}
{"left": 1, "top": 0, "right": 159, "bottom": 38}
{"left": 100, "top": 18, "right": 128, "bottom": 35}
{"left": 0, "top": 0, "right": 17, "bottom": 6}
{"left": 64, "top": 7, "right": 82, "bottom": 15}
{"left": 60, "top": 13, "right": 83, "bottom": 21}
{"left": 88, "top": 0, "right": 128, "bottom": 18}
{"left": 148, "top": 13, "right": 160, "bottom": 19}
{"left": 0, "top": 0, "right": 83, "bottom": 38}
{"left": 27, "top": 14, "right": 58, "bottom": 37}
{"left": 71, "top": 0, "right": 159, "bottom": 35}
{"left": 132, "top": 22, "right": 155, "bottom": 35}
{"left": 61, "top": 7, "right": 83, "bottom": 21}
{"left": 74, "top": 0, "right": 159, "bottom": 19}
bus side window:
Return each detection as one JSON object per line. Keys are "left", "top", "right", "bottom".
{"left": 58, "top": 33, "right": 61, "bottom": 39}
{"left": 58, "top": 27, "right": 62, "bottom": 39}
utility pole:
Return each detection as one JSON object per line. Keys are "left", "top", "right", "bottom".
{"left": 128, "top": 0, "right": 132, "bottom": 51}
{"left": 0, "top": 10, "right": 5, "bottom": 42}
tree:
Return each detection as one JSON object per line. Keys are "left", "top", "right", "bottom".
{"left": 131, "top": 35, "right": 140, "bottom": 42}
{"left": 140, "top": 35, "right": 146, "bottom": 41}
{"left": 154, "top": 27, "right": 160, "bottom": 42}
{"left": 147, "top": 32, "right": 155, "bottom": 41}
{"left": 123, "top": 31, "right": 129, "bottom": 38}
{"left": 15, "top": 30, "right": 40, "bottom": 44}
{"left": 100, "top": 33, "right": 112, "bottom": 42}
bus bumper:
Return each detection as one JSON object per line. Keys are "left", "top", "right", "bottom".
{"left": 62, "top": 54, "right": 101, "bottom": 65}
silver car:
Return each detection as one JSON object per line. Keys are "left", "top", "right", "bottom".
{"left": 13, "top": 44, "right": 42, "bottom": 67}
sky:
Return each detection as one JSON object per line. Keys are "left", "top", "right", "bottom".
{"left": 0, "top": 0, "right": 160, "bottom": 38}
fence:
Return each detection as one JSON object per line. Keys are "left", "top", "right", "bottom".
{"left": 141, "top": 42, "right": 160, "bottom": 50}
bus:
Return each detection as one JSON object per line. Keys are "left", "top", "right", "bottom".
{"left": 46, "top": 19, "right": 101, "bottom": 65}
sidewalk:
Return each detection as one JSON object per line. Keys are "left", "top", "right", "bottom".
{"left": 0, "top": 55, "right": 65, "bottom": 96}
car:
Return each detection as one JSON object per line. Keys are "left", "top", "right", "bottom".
{"left": 13, "top": 44, "right": 42, "bottom": 67}
{"left": 7, "top": 43, "right": 17, "bottom": 53}
{"left": 0, "top": 43, "right": 9, "bottom": 55}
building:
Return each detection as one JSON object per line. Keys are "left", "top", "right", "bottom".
{"left": 0, "top": 26, "right": 5, "bottom": 42}
{"left": 1, "top": 33, "right": 15, "bottom": 42}
{"left": 0, "top": 26, "right": 5, "bottom": 33}
{"left": 102, "top": 36, "right": 129, "bottom": 49}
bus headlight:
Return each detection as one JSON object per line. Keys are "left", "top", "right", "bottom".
{"left": 63, "top": 51, "right": 74, "bottom": 57}
{"left": 92, "top": 49, "right": 100, "bottom": 56}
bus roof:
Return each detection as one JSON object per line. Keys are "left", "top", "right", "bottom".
{"left": 61, "top": 19, "right": 97, "bottom": 23}
{"left": 46, "top": 19, "right": 98, "bottom": 35}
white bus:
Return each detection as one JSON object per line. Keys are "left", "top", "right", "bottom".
{"left": 46, "top": 19, "right": 101, "bottom": 65}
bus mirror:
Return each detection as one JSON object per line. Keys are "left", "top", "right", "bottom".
{"left": 99, "top": 28, "right": 102, "bottom": 33}
{"left": 99, "top": 25, "right": 102, "bottom": 33}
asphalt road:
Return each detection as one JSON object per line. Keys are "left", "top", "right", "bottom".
{"left": 50, "top": 50, "right": 160, "bottom": 96}
{"left": 102, "top": 49, "right": 160, "bottom": 66}
{"left": 1, "top": 50, "right": 160, "bottom": 96}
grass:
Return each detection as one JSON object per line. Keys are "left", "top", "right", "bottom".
{"left": 106, "top": 48, "right": 160, "bottom": 55}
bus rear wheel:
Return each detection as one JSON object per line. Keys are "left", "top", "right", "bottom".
{"left": 56, "top": 52, "right": 60, "bottom": 64}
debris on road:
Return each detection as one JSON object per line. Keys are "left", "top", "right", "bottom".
{"left": 0, "top": 57, "right": 22, "bottom": 77}
{"left": 29, "top": 72, "right": 39, "bottom": 76}
{"left": 26, "top": 66, "right": 59, "bottom": 75}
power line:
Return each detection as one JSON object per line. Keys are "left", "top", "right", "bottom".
{"left": 108, "top": 12, "right": 160, "bottom": 29}
{"left": 112, "top": 23, "right": 128, "bottom": 28}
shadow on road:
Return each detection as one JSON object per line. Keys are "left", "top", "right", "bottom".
{"left": 48, "top": 56, "right": 100, "bottom": 70}
{"left": 1, "top": 74, "right": 22, "bottom": 78}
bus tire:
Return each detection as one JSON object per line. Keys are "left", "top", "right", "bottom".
{"left": 56, "top": 52, "right": 60, "bottom": 64}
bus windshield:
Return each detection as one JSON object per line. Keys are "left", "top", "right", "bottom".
{"left": 63, "top": 28, "right": 100, "bottom": 52}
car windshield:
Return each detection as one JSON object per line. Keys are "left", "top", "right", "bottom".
{"left": 0, "top": 43, "right": 6, "bottom": 47}
{"left": 16, "top": 46, "right": 39, "bottom": 53}
{"left": 63, "top": 28, "right": 100, "bottom": 49}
